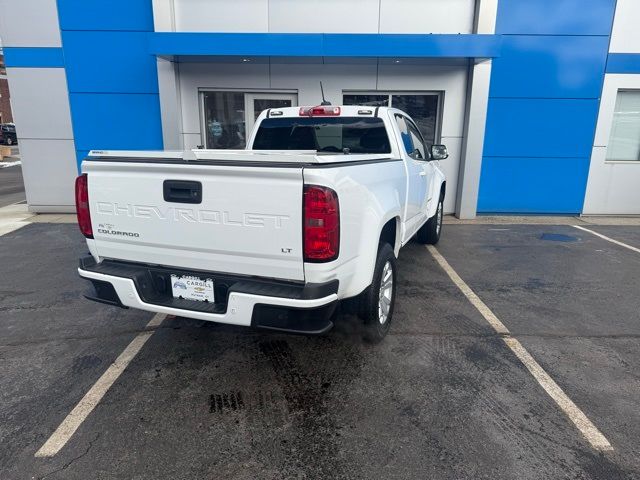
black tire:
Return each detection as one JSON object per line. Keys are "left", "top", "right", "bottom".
{"left": 416, "top": 195, "right": 443, "bottom": 245}
{"left": 6, "top": 137, "right": 13, "bottom": 146}
{"left": 358, "top": 243, "right": 397, "bottom": 343}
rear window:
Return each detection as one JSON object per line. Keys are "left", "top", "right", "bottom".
{"left": 253, "top": 117, "right": 391, "bottom": 154}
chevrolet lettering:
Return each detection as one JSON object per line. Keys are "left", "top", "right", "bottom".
{"left": 95, "top": 202, "right": 290, "bottom": 228}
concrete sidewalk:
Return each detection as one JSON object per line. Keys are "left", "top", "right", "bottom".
{"left": 0, "top": 203, "right": 34, "bottom": 236}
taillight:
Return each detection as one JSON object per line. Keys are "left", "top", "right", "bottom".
{"left": 303, "top": 185, "right": 339, "bottom": 262}
{"left": 299, "top": 106, "right": 341, "bottom": 116}
{"left": 75, "top": 174, "right": 93, "bottom": 238}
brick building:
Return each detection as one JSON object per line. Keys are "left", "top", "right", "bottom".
{"left": 0, "top": 52, "right": 14, "bottom": 124}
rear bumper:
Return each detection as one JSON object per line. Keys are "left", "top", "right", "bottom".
{"left": 78, "top": 257, "right": 338, "bottom": 334}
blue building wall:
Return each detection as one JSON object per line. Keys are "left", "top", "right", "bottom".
{"left": 477, "top": 0, "right": 617, "bottom": 214}
{"left": 55, "top": 0, "right": 163, "bottom": 164}
{"left": 5, "top": 0, "right": 623, "bottom": 214}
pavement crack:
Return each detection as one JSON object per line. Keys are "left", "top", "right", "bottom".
{"left": 37, "top": 432, "right": 100, "bottom": 480}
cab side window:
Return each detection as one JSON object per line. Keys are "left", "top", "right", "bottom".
{"left": 395, "top": 114, "right": 426, "bottom": 160}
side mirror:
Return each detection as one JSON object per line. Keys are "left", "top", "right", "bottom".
{"left": 430, "top": 144, "right": 448, "bottom": 160}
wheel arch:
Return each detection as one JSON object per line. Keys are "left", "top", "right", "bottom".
{"left": 379, "top": 215, "right": 402, "bottom": 257}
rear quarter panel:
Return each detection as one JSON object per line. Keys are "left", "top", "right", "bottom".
{"left": 303, "top": 160, "right": 406, "bottom": 298}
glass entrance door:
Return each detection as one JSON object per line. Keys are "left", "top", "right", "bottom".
{"left": 202, "top": 91, "right": 297, "bottom": 149}
{"left": 245, "top": 93, "right": 297, "bottom": 138}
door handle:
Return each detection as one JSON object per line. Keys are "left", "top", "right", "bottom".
{"left": 419, "top": 171, "right": 427, "bottom": 176}
{"left": 163, "top": 180, "right": 202, "bottom": 204}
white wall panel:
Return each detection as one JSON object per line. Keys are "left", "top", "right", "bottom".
{"left": 438, "top": 137, "right": 462, "bottom": 214}
{"left": 157, "top": 59, "right": 183, "bottom": 149}
{"left": 173, "top": 0, "right": 268, "bottom": 32}
{"left": 583, "top": 147, "right": 640, "bottom": 214}
{"left": 268, "top": 0, "right": 379, "bottom": 33}
{"left": 270, "top": 62, "right": 378, "bottom": 105}
{"left": 166, "top": 0, "right": 475, "bottom": 34}
{"left": 152, "top": 0, "right": 174, "bottom": 32}
{"left": 377, "top": 64, "right": 468, "bottom": 138}
{"left": 19, "top": 139, "right": 77, "bottom": 209}
{"left": 182, "top": 133, "right": 203, "bottom": 150}
{"left": 0, "top": 0, "right": 61, "bottom": 47}
{"left": 379, "top": 0, "right": 475, "bottom": 34}
{"left": 584, "top": 74, "right": 640, "bottom": 214}
{"left": 609, "top": 0, "right": 640, "bottom": 53}
{"left": 456, "top": 60, "right": 491, "bottom": 219}
{"left": 7, "top": 68, "right": 74, "bottom": 140}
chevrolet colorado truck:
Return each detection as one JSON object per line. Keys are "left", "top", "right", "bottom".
{"left": 76, "top": 105, "right": 447, "bottom": 342}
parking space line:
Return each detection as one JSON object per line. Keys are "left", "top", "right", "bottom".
{"left": 426, "top": 245, "right": 613, "bottom": 452}
{"left": 35, "top": 313, "right": 166, "bottom": 458}
{"left": 573, "top": 225, "right": 640, "bottom": 254}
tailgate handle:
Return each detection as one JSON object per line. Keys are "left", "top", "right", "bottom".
{"left": 163, "top": 180, "right": 202, "bottom": 204}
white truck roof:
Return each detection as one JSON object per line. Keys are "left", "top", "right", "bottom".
{"left": 263, "top": 105, "right": 387, "bottom": 117}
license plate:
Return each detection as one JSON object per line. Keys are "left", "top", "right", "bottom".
{"left": 170, "top": 275, "right": 215, "bottom": 303}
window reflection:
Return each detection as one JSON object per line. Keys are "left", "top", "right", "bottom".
{"left": 344, "top": 93, "right": 440, "bottom": 147}
{"left": 391, "top": 95, "right": 438, "bottom": 147}
{"left": 607, "top": 90, "right": 640, "bottom": 161}
{"left": 203, "top": 92, "right": 246, "bottom": 149}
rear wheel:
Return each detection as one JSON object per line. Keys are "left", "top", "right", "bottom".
{"left": 358, "top": 243, "right": 397, "bottom": 343}
{"left": 6, "top": 137, "right": 13, "bottom": 146}
{"left": 416, "top": 195, "right": 443, "bottom": 245}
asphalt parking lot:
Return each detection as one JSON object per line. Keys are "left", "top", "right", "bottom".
{"left": 0, "top": 163, "right": 26, "bottom": 208}
{"left": 1, "top": 221, "right": 639, "bottom": 479}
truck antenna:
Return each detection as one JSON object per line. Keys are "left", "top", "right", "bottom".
{"left": 319, "top": 82, "right": 331, "bottom": 105}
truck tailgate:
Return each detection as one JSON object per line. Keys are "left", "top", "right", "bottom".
{"left": 84, "top": 161, "right": 305, "bottom": 281}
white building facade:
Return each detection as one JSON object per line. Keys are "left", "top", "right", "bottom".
{"left": 1, "top": 0, "right": 638, "bottom": 217}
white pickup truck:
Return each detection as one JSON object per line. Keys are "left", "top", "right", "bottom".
{"left": 75, "top": 105, "right": 447, "bottom": 342}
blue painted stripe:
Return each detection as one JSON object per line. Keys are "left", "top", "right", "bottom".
{"left": 3, "top": 47, "right": 65, "bottom": 68}
{"left": 57, "top": 0, "right": 154, "bottom": 32}
{"left": 606, "top": 54, "right": 640, "bottom": 74}
{"left": 490, "top": 36, "right": 609, "bottom": 99}
{"left": 148, "top": 33, "right": 501, "bottom": 58}
{"left": 496, "top": 0, "right": 616, "bottom": 35}
{"left": 478, "top": 157, "right": 591, "bottom": 214}
{"left": 479, "top": 0, "right": 615, "bottom": 214}
{"left": 63, "top": 31, "right": 159, "bottom": 94}
{"left": 70, "top": 93, "right": 163, "bottom": 152}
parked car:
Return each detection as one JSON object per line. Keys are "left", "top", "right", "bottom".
{"left": 75, "top": 105, "right": 448, "bottom": 342}
{"left": 0, "top": 124, "right": 17, "bottom": 146}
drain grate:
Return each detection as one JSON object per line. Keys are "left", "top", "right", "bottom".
{"left": 540, "top": 233, "right": 578, "bottom": 242}
{"left": 209, "top": 390, "right": 286, "bottom": 414}
{"left": 209, "top": 391, "right": 245, "bottom": 413}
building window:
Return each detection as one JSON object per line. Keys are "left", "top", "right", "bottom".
{"left": 607, "top": 90, "right": 640, "bottom": 162}
{"left": 343, "top": 92, "right": 441, "bottom": 147}
{"left": 201, "top": 91, "right": 297, "bottom": 149}
{"left": 202, "top": 91, "right": 246, "bottom": 149}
